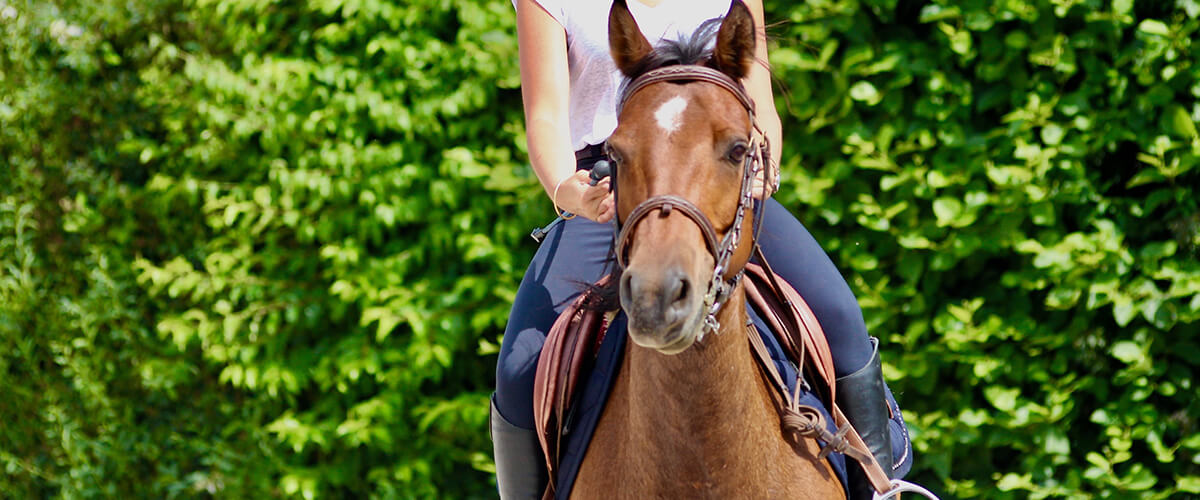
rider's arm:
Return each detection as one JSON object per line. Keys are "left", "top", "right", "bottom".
{"left": 742, "top": 0, "right": 784, "bottom": 175}
{"left": 515, "top": 0, "right": 614, "bottom": 222}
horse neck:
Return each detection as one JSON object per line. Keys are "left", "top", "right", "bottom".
{"left": 622, "top": 286, "right": 771, "bottom": 452}
{"left": 576, "top": 282, "right": 846, "bottom": 498}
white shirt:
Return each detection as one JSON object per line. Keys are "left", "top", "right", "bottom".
{"left": 514, "top": 0, "right": 735, "bottom": 150}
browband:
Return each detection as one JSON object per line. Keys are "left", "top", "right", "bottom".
{"left": 617, "top": 65, "right": 756, "bottom": 116}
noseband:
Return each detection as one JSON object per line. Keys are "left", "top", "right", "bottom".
{"left": 612, "top": 65, "right": 776, "bottom": 338}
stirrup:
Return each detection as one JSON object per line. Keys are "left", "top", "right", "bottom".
{"left": 872, "top": 479, "right": 941, "bottom": 500}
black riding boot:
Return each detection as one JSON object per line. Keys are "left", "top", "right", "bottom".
{"left": 490, "top": 394, "right": 547, "bottom": 499}
{"left": 837, "top": 337, "right": 895, "bottom": 500}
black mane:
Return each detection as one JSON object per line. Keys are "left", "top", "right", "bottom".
{"left": 620, "top": 18, "right": 723, "bottom": 81}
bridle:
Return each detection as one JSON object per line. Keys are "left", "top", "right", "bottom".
{"left": 610, "top": 64, "right": 778, "bottom": 339}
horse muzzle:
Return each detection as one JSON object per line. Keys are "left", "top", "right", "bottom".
{"left": 619, "top": 263, "right": 704, "bottom": 354}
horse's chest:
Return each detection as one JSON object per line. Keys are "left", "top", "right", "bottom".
{"left": 568, "top": 357, "right": 844, "bottom": 499}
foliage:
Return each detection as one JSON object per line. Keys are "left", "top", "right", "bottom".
{"left": 2, "top": 0, "right": 529, "bottom": 497}
{"left": 766, "top": 0, "right": 1200, "bottom": 497}
{"left": 0, "top": 0, "right": 281, "bottom": 496}
{"left": 0, "top": 0, "right": 1196, "bottom": 498}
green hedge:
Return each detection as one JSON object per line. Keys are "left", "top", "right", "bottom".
{"left": 0, "top": 0, "right": 1196, "bottom": 498}
{"left": 767, "top": 0, "right": 1199, "bottom": 497}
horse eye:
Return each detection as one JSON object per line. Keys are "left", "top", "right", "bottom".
{"left": 726, "top": 144, "right": 748, "bottom": 163}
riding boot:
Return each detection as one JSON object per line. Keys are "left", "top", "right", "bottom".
{"left": 836, "top": 337, "right": 894, "bottom": 500}
{"left": 491, "top": 394, "right": 548, "bottom": 499}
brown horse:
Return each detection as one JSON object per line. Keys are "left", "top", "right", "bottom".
{"left": 570, "top": 1, "right": 846, "bottom": 498}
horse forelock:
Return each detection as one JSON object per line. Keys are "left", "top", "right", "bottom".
{"left": 619, "top": 18, "right": 723, "bottom": 84}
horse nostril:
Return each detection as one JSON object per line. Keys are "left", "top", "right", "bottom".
{"left": 674, "top": 277, "right": 689, "bottom": 303}
{"left": 665, "top": 268, "right": 691, "bottom": 307}
{"left": 620, "top": 272, "right": 634, "bottom": 301}
{"left": 662, "top": 272, "right": 692, "bottom": 327}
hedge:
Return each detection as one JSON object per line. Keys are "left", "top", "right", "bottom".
{"left": 0, "top": 0, "right": 1196, "bottom": 498}
{"left": 767, "top": 1, "right": 1199, "bottom": 497}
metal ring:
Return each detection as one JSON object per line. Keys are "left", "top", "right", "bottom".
{"left": 872, "top": 479, "right": 941, "bottom": 500}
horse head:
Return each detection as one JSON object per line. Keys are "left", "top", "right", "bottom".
{"left": 608, "top": 0, "right": 760, "bottom": 355}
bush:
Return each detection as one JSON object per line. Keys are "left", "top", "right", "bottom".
{"left": 765, "top": 0, "right": 1199, "bottom": 497}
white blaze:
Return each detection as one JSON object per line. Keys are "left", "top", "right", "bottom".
{"left": 654, "top": 96, "right": 688, "bottom": 134}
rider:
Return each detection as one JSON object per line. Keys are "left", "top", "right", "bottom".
{"left": 493, "top": 0, "right": 912, "bottom": 498}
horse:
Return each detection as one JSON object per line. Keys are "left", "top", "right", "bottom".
{"left": 569, "top": 1, "right": 847, "bottom": 498}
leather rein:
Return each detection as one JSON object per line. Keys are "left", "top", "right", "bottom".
{"left": 611, "top": 65, "right": 777, "bottom": 339}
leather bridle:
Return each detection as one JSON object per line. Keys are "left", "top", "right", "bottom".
{"left": 611, "top": 64, "right": 778, "bottom": 339}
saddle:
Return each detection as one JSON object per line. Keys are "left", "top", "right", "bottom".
{"left": 532, "top": 261, "right": 898, "bottom": 499}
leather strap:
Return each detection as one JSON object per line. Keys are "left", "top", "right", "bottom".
{"left": 744, "top": 320, "right": 894, "bottom": 496}
{"left": 533, "top": 276, "right": 614, "bottom": 499}
{"left": 619, "top": 65, "right": 755, "bottom": 117}
{"left": 744, "top": 262, "right": 835, "bottom": 401}
{"left": 615, "top": 63, "right": 778, "bottom": 199}
{"left": 742, "top": 261, "right": 894, "bottom": 496}
{"left": 833, "top": 405, "right": 895, "bottom": 494}
{"left": 615, "top": 195, "right": 720, "bottom": 269}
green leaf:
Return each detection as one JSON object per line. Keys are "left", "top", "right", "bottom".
{"left": 1111, "top": 340, "right": 1144, "bottom": 364}
{"left": 1180, "top": 433, "right": 1200, "bottom": 449}
{"left": 918, "top": 4, "right": 961, "bottom": 23}
{"left": 996, "top": 473, "right": 1033, "bottom": 491}
{"left": 932, "top": 197, "right": 963, "bottom": 227}
{"left": 1041, "top": 124, "right": 1065, "bottom": 145}
{"left": 1044, "top": 429, "right": 1071, "bottom": 455}
{"left": 849, "top": 81, "right": 881, "bottom": 105}
{"left": 984, "top": 386, "right": 1020, "bottom": 412}
{"left": 1123, "top": 464, "right": 1158, "bottom": 490}
{"left": 1166, "top": 105, "right": 1198, "bottom": 139}
{"left": 1113, "top": 300, "right": 1138, "bottom": 327}
{"left": 1180, "top": 476, "right": 1200, "bottom": 493}
{"left": 898, "top": 233, "right": 933, "bottom": 249}
{"left": 1137, "top": 19, "right": 1170, "bottom": 36}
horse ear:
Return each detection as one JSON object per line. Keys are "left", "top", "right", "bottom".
{"left": 609, "top": 0, "right": 653, "bottom": 77}
{"left": 712, "top": 0, "right": 756, "bottom": 80}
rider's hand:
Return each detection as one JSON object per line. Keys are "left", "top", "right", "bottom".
{"left": 751, "top": 156, "right": 779, "bottom": 201}
{"left": 752, "top": 164, "right": 770, "bottom": 200}
{"left": 557, "top": 169, "right": 614, "bottom": 223}
{"left": 751, "top": 169, "right": 766, "bottom": 200}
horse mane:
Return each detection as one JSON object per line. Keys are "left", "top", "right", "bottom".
{"left": 581, "top": 18, "right": 726, "bottom": 313}
{"left": 577, "top": 228, "right": 620, "bottom": 311}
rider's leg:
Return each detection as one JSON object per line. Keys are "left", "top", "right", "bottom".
{"left": 493, "top": 213, "right": 614, "bottom": 498}
{"left": 753, "top": 199, "right": 871, "bottom": 377}
{"left": 752, "top": 198, "right": 913, "bottom": 490}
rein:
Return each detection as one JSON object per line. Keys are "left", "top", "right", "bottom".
{"left": 611, "top": 64, "right": 775, "bottom": 339}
